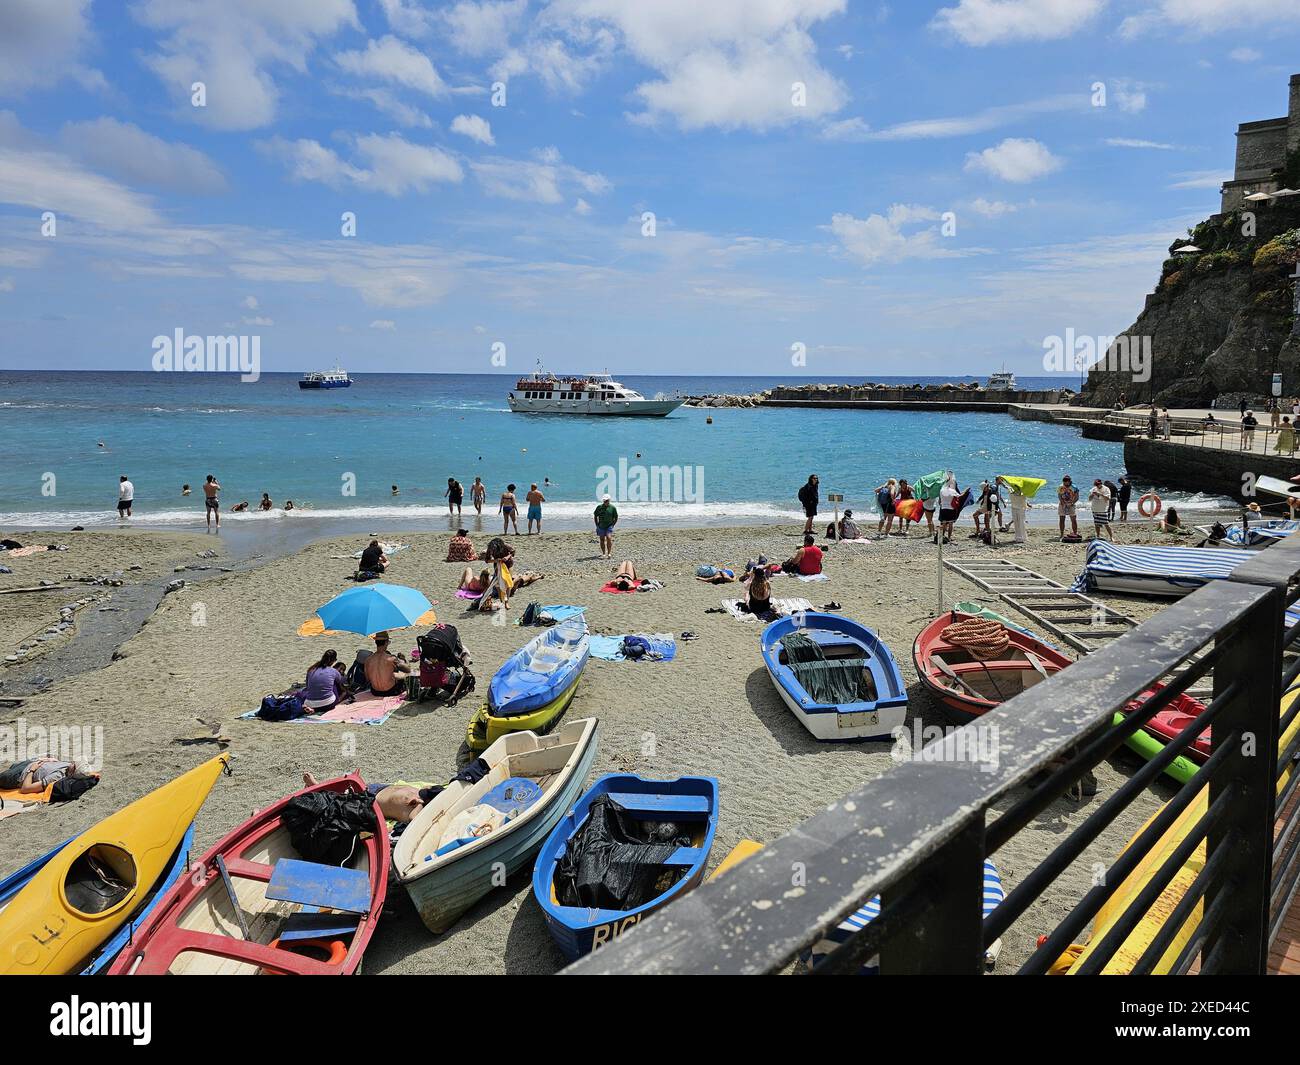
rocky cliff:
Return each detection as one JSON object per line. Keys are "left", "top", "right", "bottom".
{"left": 1082, "top": 197, "right": 1300, "bottom": 408}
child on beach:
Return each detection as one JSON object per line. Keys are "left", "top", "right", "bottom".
{"left": 499, "top": 484, "right": 520, "bottom": 535}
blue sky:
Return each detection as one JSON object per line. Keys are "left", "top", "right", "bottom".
{"left": 0, "top": 0, "right": 1298, "bottom": 378}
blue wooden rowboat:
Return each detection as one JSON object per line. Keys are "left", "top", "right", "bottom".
{"left": 760, "top": 613, "right": 908, "bottom": 740}
{"left": 532, "top": 773, "right": 719, "bottom": 960}
{"left": 396, "top": 717, "right": 599, "bottom": 933}
{"left": 0, "top": 825, "right": 196, "bottom": 974}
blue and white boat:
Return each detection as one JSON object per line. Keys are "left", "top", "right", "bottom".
{"left": 532, "top": 773, "right": 719, "bottom": 960}
{"left": 1070, "top": 541, "right": 1254, "bottom": 597}
{"left": 489, "top": 615, "right": 590, "bottom": 717}
{"left": 0, "top": 825, "right": 196, "bottom": 974}
{"left": 395, "top": 718, "right": 599, "bottom": 934}
{"left": 804, "top": 858, "right": 1006, "bottom": 972}
{"left": 1196, "top": 518, "right": 1300, "bottom": 549}
{"left": 760, "top": 613, "right": 909, "bottom": 740}
{"left": 298, "top": 366, "right": 352, "bottom": 389}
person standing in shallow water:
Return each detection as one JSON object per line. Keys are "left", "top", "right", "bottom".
{"left": 798, "top": 474, "right": 819, "bottom": 534}
{"left": 525, "top": 483, "right": 545, "bottom": 535}
{"left": 471, "top": 477, "right": 486, "bottom": 515}
{"left": 203, "top": 474, "right": 221, "bottom": 531}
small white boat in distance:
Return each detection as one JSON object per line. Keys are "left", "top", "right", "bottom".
{"left": 987, "top": 369, "right": 1017, "bottom": 390}
{"left": 508, "top": 369, "right": 683, "bottom": 416}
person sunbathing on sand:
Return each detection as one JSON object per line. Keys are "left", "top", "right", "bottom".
{"left": 611, "top": 560, "right": 646, "bottom": 590}
{"left": 0, "top": 758, "right": 84, "bottom": 794}
{"left": 459, "top": 566, "right": 491, "bottom": 594}
{"left": 695, "top": 564, "right": 736, "bottom": 584}
{"left": 303, "top": 773, "right": 426, "bottom": 824}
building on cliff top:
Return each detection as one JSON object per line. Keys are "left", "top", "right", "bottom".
{"left": 1220, "top": 73, "right": 1300, "bottom": 213}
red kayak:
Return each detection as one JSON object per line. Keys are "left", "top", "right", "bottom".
{"left": 913, "top": 611, "right": 1073, "bottom": 722}
{"left": 107, "top": 774, "right": 388, "bottom": 975}
{"left": 1120, "top": 684, "right": 1210, "bottom": 762}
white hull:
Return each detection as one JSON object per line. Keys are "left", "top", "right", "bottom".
{"left": 766, "top": 666, "right": 906, "bottom": 741}
{"left": 508, "top": 395, "right": 683, "bottom": 417}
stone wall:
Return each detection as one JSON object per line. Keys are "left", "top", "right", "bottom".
{"left": 1290, "top": 74, "right": 1300, "bottom": 155}
{"left": 1123, "top": 437, "right": 1298, "bottom": 500}
{"left": 1235, "top": 118, "right": 1288, "bottom": 181}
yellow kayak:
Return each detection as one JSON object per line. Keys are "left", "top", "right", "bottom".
{"left": 0, "top": 754, "right": 228, "bottom": 974}
{"left": 1062, "top": 688, "right": 1300, "bottom": 974}
{"left": 466, "top": 682, "right": 580, "bottom": 753}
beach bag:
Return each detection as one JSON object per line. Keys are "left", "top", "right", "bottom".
{"left": 282, "top": 790, "right": 378, "bottom": 865}
{"left": 346, "top": 652, "right": 371, "bottom": 692}
{"left": 622, "top": 636, "right": 650, "bottom": 660}
{"left": 51, "top": 773, "right": 99, "bottom": 803}
{"left": 257, "top": 692, "right": 304, "bottom": 721}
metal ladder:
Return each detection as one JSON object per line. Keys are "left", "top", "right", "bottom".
{"left": 943, "top": 557, "right": 1212, "bottom": 697}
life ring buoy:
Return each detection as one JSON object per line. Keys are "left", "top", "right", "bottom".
{"left": 261, "top": 936, "right": 348, "bottom": 973}
{"left": 1138, "top": 492, "right": 1162, "bottom": 518}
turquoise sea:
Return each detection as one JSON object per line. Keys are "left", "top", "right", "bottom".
{"left": 0, "top": 371, "right": 1229, "bottom": 546}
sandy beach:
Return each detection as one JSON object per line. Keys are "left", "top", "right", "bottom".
{"left": 0, "top": 517, "right": 1223, "bottom": 974}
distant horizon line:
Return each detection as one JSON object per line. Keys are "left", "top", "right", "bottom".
{"left": 0, "top": 367, "right": 1074, "bottom": 380}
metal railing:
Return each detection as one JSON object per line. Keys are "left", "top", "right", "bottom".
{"left": 567, "top": 533, "right": 1300, "bottom": 975}
{"left": 1108, "top": 409, "right": 1300, "bottom": 460}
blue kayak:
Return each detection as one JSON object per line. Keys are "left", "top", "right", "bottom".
{"left": 489, "top": 616, "right": 590, "bottom": 717}
{"left": 533, "top": 773, "right": 719, "bottom": 961}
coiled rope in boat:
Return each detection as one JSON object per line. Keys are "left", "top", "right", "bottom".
{"left": 940, "top": 617, "right": 1010, "bottom": 660}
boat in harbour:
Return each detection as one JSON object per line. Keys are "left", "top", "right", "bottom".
{"left": 987, "top": 368, "right": 1017, "bottom": 390}
{"left": 298, "top": 366, "right": 353, "bottom": 389}
{"left": 507, "top": 368, "right": 683, "bottom": 416}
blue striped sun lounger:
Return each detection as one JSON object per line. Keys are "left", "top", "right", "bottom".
{"left": 803, "top": 858, "right": 1005, "bottom": 973}
{"left": 1070, "top": 541, "right": 1253, "bottom": 597}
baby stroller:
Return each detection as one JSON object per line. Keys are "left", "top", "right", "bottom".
{"left": 416, "top": 624, "right": 474, "bottom": 706}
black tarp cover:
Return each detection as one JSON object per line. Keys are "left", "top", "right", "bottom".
{"left": 554, "top": 796, "right": 690, "bottom": 911}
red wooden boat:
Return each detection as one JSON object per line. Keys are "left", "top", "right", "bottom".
{"left": 913, "top": 611, "right": 1073, "bottom": 722}
{"left": 107, "top": 774, "right": 388, "bottom": 975}
{"left": 1119, "top": 684, "right": 1210, "bottom": 762}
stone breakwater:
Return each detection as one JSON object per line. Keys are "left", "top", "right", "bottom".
{"left": 684, "top": 382, "right": 1076, "bottom": 409}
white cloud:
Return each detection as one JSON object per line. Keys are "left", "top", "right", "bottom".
{"left": 132, "top": 0, "right": 357, "bottom": 130}
{"left": 1121, "top": 1, "right": 1300, "bottom": 38}
{"left": 338, "top": 87, "right": 433, "bottom": 128}
{"left": 1114, "top": 82, "right": 1148, "bottom": 113}
{"left": 867, "top": 93, "right": 1084, "bottom": 140}
{"left": 574, "top": 197, "right": 592, "bottom": 214}
{"left": 60, "top": 118, "right": 227, "bottom": 194}
{"left": 828, "top": 204, "right": 958, "bottom": 266}
{"left": 377, "top": 0, "right": 440, "bottom": 37}
{"left": 1105, "top": 137, "right": 1176, "bottom": 150}
{"left": 1167, "top": 169, "right": 1230, "bottom": 190}
{"left": 819, "top": 117, "right": 871, "bottom": 141}
{"left": 0, "top": 278, "right": 13, "bottom": 292}
{"left": 243, "top": 315, "right": 274, "bottom": 326}
{"left": 335, "top": 36, "right": 447, "bottom": 97}
{"left": 0, "top": 112, "right": 160, "bottom": 227}
{"left": 931, "top": 0, "right": 1106, "bottom": 46}
{"left": 243, "top": 295, "right": 259, "bottom": 309}
{"left": 370, "top": 319, "right": 397, "bottom": 330}
{"left": 522, "top": 0, "right": 850, "bottom": 131}
{"left": 0, "top": 0, "right": 104, "bottom": 96}
{"left": 471, "top": 147, "right": 610, "bottom": 203}
{"left": 969, "top": 197, "right": 1019, "bottom": 217}
{"left": 263, "top": 133, "right": 463, "bottom": 196}
{"left": 443, "top": 0, "right": 528, "bottom": 56}
{"left": 450, "top": 114, "right": 495, "bottom": 145}
{"left": 964, "top": 138, "right": 1062, "bottom": 182}
{"left": 1229, "top": 46, "right": 1261, "bottom": 62}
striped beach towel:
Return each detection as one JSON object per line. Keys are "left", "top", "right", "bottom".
{"left": 804, "top": 858, "right": 1006, "bottom": 973}
{"left": 722, "top": 597, "right": 813, "bottom": 623}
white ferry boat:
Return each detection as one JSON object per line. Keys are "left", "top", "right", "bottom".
{"left": 298, "top": 366, "right": 352, "bottom": 390}
{"left": 987, "top": 369, "right": 1017, "bottom": 391}
{"left": 507, "top": 369, "right": 684, "bottom": 416}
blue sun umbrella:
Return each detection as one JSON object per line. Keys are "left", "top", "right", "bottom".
{"left": 315, "top": 583, "right": 433, "bottom": 637}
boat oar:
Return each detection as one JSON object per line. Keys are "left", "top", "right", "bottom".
{"left": 215, "top": 854, "right": 251, "bottom": 941}
{"left": 930, "top": 655, "right": 984, "bottom": 699}
{"left": 1023, "top": 649, "right": 1050, "bottom": 679}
